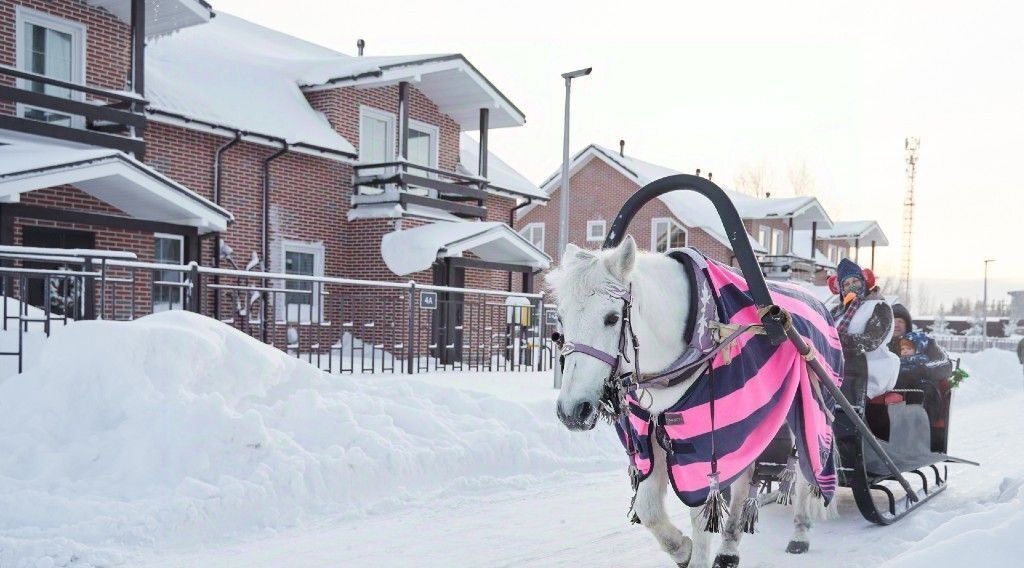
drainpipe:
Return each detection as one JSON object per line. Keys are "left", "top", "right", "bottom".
{"left": 507, "top": 197, "right": 533, "bottom": 291}
{"left": 212, "top": 131, "right": 242, "bottom": 317}
{"left": 262, "top": 142, "right": 289, "bottom": 342}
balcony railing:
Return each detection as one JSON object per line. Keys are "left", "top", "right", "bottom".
{"left": 352, "top": 161, "right": 488, "bottom": 219}
{"left": 758, "top": 254, "right": 829, "bottom": 283}
{"left": 0, "top": 65, "right": 147, "bottom": 157}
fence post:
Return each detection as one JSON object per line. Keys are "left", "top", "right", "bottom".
{"left": 189, "top": 263, "right": 202, "bottom": 313}
{"left": 83, "top": 257, "right": 96, "bottom": 320}
{"left": 407, "top": 281, "right": 416, "bottom": 375}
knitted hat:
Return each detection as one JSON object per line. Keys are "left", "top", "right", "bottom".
{"left": 892, "top": 303, "right": 913, "bottom": 333}
{"left": 836, "top": 258, "right": 867, "bottom": 297}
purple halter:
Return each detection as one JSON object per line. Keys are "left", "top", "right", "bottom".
{"left": 554, "top": 284, "right": 639, "bottom": 398}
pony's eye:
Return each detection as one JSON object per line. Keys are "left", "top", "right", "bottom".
{"left": 604, "top": 313, "right": 620, "bottom": 326}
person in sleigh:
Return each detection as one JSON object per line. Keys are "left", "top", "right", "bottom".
{"left": 829, "top": 258, "right": 900, "bottom": 400}
{"left": 888, "top": 303, "right": 953, "bottom": 381}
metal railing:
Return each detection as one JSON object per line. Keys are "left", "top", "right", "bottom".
{"left": 0, "top": 246, "right": 558, "bottom": 376}
{"left": 758, "top": 254, "right": 828, "bottom": 283}
{"left": 0, "top": 64, "right": 147, "bottom": 156}
{"left": 351, "top": 160, "right": 488, "bottom": 218}
{"left": 931, "top": 333, "right": 1020, "bottom": 354}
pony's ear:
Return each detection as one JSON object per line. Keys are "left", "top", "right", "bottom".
{"left": 604, "top": 235, "right": 637, "bottom": 280}
{"left": 562, "top": 243, "right": 596, "bottom": 265}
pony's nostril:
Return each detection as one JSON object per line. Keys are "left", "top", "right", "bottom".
{"left": 576, "top": 402, "right": 594, "bottom": 423}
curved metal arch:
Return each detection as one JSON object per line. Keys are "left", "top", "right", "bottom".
{"left": 602, "top": 174, "right": 786, "bottom": 344}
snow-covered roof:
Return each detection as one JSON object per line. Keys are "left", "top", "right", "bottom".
{"left": 0, "top": 137, "right": 232, "bottom": 233}
{"left": 146, "top": 13, "right": 358, "bottom": 157}
{"left": 145, "top": 13, "right": 525, "bottom": 156}
{"left": 301, "top": 55, "right": 526, "bottom": 130}
{"left": 457, "top": 133, "right": 545, "bottom": 201}
{"left": 86, "top": 0, "right": 212, "bottom": 37}
{"left": 815, "top": 220, "right": 889, "bottom": 246}
{"left": 538, "top": 145, "right": 806, "bottom": 253}
{"left": 381, "top": 222, "right": 550, "bottom": 276}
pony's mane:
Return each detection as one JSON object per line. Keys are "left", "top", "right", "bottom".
{"left": 545, "top": 246, "right": 662, "bottom": 302}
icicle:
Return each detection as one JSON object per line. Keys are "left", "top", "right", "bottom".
{"left": 701, "top": 471, "right": 729, "bottom": 533}
{"left": 739, "top": 479, "right": 761, "bottom": 534}
{"left": 776, "top": 454, "right": 798, "bottom": 506}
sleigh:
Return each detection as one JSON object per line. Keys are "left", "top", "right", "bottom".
{"left": 603, "top": 174, "right": 978, "bottom": 526}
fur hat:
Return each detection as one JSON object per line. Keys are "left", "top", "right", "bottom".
{"left": 892, "top": 303, "right": 913, "bottom": 333}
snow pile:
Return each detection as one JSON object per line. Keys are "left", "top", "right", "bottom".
{"left": 0, "top": 311, "right": 617, "bottom": 566}
{"left": 883, "top": 476, "right": 1024, "bottom": 567}
{"left": 950, "top": 348, "right": 1023, "bottom": 406}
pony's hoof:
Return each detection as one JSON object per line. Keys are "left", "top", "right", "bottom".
{"left": 713, "top": 554, "right": 740, "bottom": 568}
{"left": 786, "top": 540, "right": 809, "bottom": 554}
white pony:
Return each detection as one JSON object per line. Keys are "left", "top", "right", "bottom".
{"left": 549, "top": 237, "right": 828, "bottom": 568}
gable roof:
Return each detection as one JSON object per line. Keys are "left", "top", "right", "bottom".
{"left": 146, "top": 13, "right": 525, "bottom": 158}
{"left": 814, "top": 220, "right": 889, "bottom": 245}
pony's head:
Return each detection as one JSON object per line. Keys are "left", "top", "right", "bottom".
{"left": 547, "top": 236, "right": 638, "bottom": 431}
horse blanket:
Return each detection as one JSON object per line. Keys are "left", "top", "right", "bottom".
{"left": 616, "top": 249, "right": 844, "bottom": 506}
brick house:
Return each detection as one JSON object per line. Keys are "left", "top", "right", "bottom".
{"left": 516, "top": 143, "right": 833, "bottom": 286}
{"left": 793, "top": 220, "right": 889, "bottom": 273}
{"left": 0, "top": 1, "right": 548, "bottom": 327}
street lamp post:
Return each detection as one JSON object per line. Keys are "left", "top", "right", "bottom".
{"left": 983, "top": 258, "right": 995, "bottom": 349}
{"left": 558, "top": 67, "right": 592, "bottom": 263}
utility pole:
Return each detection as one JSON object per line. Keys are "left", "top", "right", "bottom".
{"left": 983, "top": 258, "right": 995, "bottom": 349}
{"left": 558, "top": 67, "right": 592, "bottom": 262}
{"left": 900, "top": 137, "right": 919, "bottom": 307}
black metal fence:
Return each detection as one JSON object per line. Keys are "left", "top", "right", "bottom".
{"left": 0, "top": 246, "right": 559, "bottom": 375}
{"left": 932, "top": 333, "right": 1020, "bottom": 354}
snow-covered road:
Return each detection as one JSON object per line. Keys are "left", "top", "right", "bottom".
{"left": 2, "top": 314, "right": 1021, "bottom": 567}
{"left": 144, "top": 364, "right": 1024, "bottom": 567}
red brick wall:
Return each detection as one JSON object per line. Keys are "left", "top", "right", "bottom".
{"left": 516, "top": 156, "right": 734, "bottom": 290}
{"left": 306, "top": 84, "right": 461, "bottom": 172}
{"left": 745, "top": 218, "right": 792, "bottom": 255}
{"left": 1, "top": 0, "right": 131, "bottom": 113}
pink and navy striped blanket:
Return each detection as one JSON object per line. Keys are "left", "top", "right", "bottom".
{"left": 616, "top": 250, "right": 844, "bottom": 506}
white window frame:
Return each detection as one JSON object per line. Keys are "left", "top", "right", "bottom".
{"left": 358, "top": 106, "right": 397, "bottom": 163}
{"left": 772, "top": 228, "right": 785, "bottom": 255}
{"left": 651, "top": 217, "right": 688, "bottom": 252}
{"left": 152, "top": 233, "right": 185, "bottom": 312}
{"left": 586, "top": 220, "right": 606, "bottom": 242}
{"left": 520, "top": 222, "right": 545, "bottom": 253}
{"left": 15, "top": 6, "right": 87, "bottom": 127}
{"left": 758, "top": 225, "right": 772, "bottom": 252}
{"left": 407, "top": 119, "right": 440, "bottom": 170}
{"left": 278, "top": 240, "right": 326, "bottom": 323}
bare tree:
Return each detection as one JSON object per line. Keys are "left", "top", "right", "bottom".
{"left": 787, "top": 161, "right": 816, "bottom": 196}
{"left": 915, "top": 283, "right": 933, "bottom": 316}
{"left": 733, "top": 162, "right": 772, "bottom": 198}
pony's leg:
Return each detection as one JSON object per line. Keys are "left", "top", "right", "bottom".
{"left": 634, "top": 446, "right": 693, "bottom": 567}
{"left": 712, "top": 466, "right": 755, "bottom": 568}
{"left": 786, "top": 469, "right": 827, "bottom": 554}
{"left": 687, "top": 506, "right": 714, "bottom": 568}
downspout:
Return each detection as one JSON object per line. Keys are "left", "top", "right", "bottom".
{"left": 507, "top": 197, "right": 533, "bottom": 291}
{"left": 262, "top": 142, "right": 289, "bottom": 342}
{"left": 211, "top": 131, "right": 242, "bottom": 317}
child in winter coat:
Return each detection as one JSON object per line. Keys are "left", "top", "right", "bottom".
{"left": 888, "top": 303, "right": 953, "bottom": 380}
{"left": 831, "top": 258, "right": 900, "bottom": 399}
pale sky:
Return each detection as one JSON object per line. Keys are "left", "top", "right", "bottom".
{"left": 214, "top": 0, "right": 1023, "bottom": 308}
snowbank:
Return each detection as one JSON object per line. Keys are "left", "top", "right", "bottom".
{"left": 882, "top": 477, "right": 1024, "bottom": 567}
{"left": 0, "top": 312, "right": 617, "bottom": 567}
{"left": 949, "top": 348, "right": 1023, "bottom": 407}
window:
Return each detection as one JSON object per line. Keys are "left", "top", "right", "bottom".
{"left": 16, "top": 7, "right": 85, "bottom": 126}
{"left": 520, "top": 223, "right": 545, "bottom": 253}
{"left": 280, "top": 241, "right": 325, "bottom": 322}
{"left": 587, "top": 220, "right": 606, "bottom": 242}
{"left": 758, "top": 226, "right": 773, "bottom": 253}
{"left": 651, "top": 218, "right": 687, "bottom": 253}
{"left": 359, "top": 107, "right": 396, "bottom": 183}
{"left": 407, "top": 120, "right": 439, "bottom": 170}
{"left": 828, "top": 244, "right": 837, "bottom": 263}
{"left": 153, "top": 234, "right": 184, "bottom": 311}
{"left": 772, "top": 228, "right": 785, "bottom": 255}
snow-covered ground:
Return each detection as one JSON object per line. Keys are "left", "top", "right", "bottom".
{"left": 0, "top": 312, "right": 1021, "bottom": 567}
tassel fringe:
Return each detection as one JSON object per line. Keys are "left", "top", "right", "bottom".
{"left": 776, "top": 454, "right": 798, "bottom": 506}
{"left": 739, "top": 480, "right": 761, "bottom": 534}
{"left": 702, "top": 472, "right": 729, "bottom": 533}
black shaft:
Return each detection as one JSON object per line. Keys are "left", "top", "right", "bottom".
{"left": 783, "top": 324, "right": 919, "bottom": 502}
{"left": 603, "top": 174, "right": 786, "bottom": 344}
